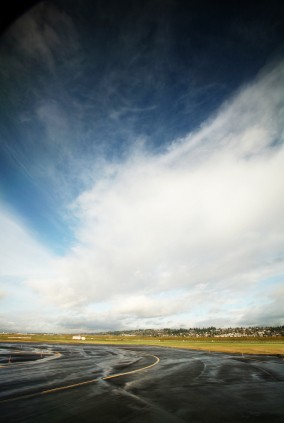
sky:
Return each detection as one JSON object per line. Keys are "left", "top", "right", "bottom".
{"left": 0, "top": 0, "right": 284, "bottom": 333}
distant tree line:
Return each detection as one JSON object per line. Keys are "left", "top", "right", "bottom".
{"left": 98, "top": 325, "right": 284, "bottom": 338}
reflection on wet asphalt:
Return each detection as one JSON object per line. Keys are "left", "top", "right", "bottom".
{"left": 0, "top": 343, "right": 284, "bottom": 422}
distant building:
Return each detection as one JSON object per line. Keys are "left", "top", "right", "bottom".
{"left": 72, "top": 335, "right": 86, "bottom": 340}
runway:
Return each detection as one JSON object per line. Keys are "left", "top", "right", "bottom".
{"left": 0, "top": 343, "right": 284, "bottom": 422}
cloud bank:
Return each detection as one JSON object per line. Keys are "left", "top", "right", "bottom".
{"left": 26, "top": 61, "right": 284, "bottom": 330}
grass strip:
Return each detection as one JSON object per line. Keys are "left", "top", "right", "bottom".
{"left": 0, "top": 334, "right": 283, "bottom": 355}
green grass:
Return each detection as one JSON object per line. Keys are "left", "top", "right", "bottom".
{"left": 1, "top": 333, "right": 284, "bottom": 355}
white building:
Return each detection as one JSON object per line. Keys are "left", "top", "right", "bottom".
{"left": 72, "top": 335, "right": 86, "bottom": 340}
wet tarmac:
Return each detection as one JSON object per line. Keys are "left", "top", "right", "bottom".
{"left": 0, "top": 343, "right": 283, "bottom": 422}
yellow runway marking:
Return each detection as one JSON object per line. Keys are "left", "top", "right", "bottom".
{"left": 0, "top": 354, "right": 160, "bottom": 404}
{"left": 103, "top": 354, "right": 160, "bottom": 380}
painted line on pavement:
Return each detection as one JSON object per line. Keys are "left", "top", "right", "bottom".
{"left": 0, "top": 354, "right": 160, "bottom": 404}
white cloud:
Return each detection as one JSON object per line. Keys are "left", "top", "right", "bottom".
{"left": 113, "top": 293, "right": 188, "bottom": 319}
{"left": 237, "top": 282, "right": 284, "bottom": 326}
{"left": 0, "top": 204, "right": 58, "bottom": 332}
{"left": 27, "top": 61, "right": 284, "bottom": 328}
{"left": 0, "top": 290, "right": 6, "bottom": 300}
{"left": 0, "top": 205, "right": 54, "bottom": 279}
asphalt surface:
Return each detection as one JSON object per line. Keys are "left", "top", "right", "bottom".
{"left": 0, "top": 343, "right": 283, "bottom": 422}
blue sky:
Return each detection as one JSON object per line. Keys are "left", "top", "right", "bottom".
{"left": 0, "top": 0, "right": 284, "bottom": 332}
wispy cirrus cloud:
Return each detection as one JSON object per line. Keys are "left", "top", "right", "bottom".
{"left": 5, "top": 2, "right": 79, "bottom": 72}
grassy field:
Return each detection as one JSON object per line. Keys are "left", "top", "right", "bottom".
{"left": 0, "top": 333, "right": 283, "bottom": 355}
